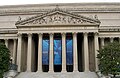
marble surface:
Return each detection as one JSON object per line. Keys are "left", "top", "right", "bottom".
{"left": 16, "top": 72, "right": 98, "bottom": 78}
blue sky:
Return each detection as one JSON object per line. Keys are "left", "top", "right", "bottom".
{"left": 0, "top": 0, "right": 120, "bottom": 6}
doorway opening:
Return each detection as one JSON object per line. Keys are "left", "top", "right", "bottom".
{"left": 54, "top": 33, "right": 62, "bottom": 72}
{"left": 77, "top": 33, "right": 83, "bottom": 72}
{"left": 66, "top": 33, "right": 73, "bottom": 72}
{"left": 42, "top": 34, "right": 49, "bottom": 72}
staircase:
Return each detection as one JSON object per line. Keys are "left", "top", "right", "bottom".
{"left": 15, "top": 72, "right": 98, "bottom": 78}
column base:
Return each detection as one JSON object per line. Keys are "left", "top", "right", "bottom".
{"left": 26, "top": 70, "right": 31, "bottom": 72}
{"left": 48, "top": 70, "right": 54, "bottom": 73}
{"left": 73, "top": 70, "right": 79, "bottom": 72}
{"left": 84, "top": 70, "right": 90, "bottom": 72}
{"left": 61, "top": 70, "right": 67, "bottom": 73}
{"left": 95, "top": 69, "right": 99, "bottom": 72}
{"left": 36, "top": 70, "right": 42, "bottom": 73}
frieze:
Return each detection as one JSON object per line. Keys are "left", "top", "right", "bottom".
{"left": 99, "top": 28, "right": 120, "bottom": 32}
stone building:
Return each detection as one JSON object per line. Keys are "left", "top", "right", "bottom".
{"left": 0, "top": 3, "right": 120, "bottom": 78}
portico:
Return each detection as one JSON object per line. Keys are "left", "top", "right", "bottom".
{"left": 13, "top": 8, "right": 101, "bottom": 73}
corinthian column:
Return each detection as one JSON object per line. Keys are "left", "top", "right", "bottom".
{"left": 83, "top": 32, "right": 89, "bottom": 72}
{"left": 5, "top": 39, "right": 8, "bottom": 48}
{"left": 61, "top": 33, "right": 66, "bottom": 72}
{"left": 94, "top": 32, "right": 99, "bottom": 71}
{"left": 110, "top": 37, "right": 114, "bottom": 43}
{"left": 49, "top": 33, "right": 54, "bottom": 72}
{"left": 13, "top": 39, "right": 17, "bottom": 64}
{"left": 73, "top": 32, "right": 78, "bottom": 72}
{"left": 27, "top": 33, "right": 32, "bottom": 72}
{"left": 101, "top": 38, "right": 104, "bottom": 48}
{"left": 37, "top": 33, "right": 43, "bottom": 72}
{"left": 17, "top": 33, "right": 22, "bottom": 72}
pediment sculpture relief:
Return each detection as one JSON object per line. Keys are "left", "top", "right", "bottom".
{"left": 15, "top": 9, "right": 100, "bottom": 26}
{"left": 26, "top": 13, "right": 89, "bottom": 25}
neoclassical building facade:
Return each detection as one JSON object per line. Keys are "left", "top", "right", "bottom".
{"left": 0, "top": 3, "right": 120, "bottom": 74}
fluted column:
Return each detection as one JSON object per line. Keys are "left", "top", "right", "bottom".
{"left": 17, "top": 33, "right": 22, "bottom": 72}
{"left": 110, "top": 37, "right": 114, "bottom": 43}
{"left": 94, "top": 33, "right": 99, "bottom": 71}
{"left": 61, "top": 33, "right": 66, "bottom": 72}
{"left": 101, "top": 38, "right": 104, "bottom": 48}
{"left": 27, "top": 33, "right": 32, "bottom": 72}
{"left": 5, "top": 39, "right": 8, "bottom": 48}
{"left": 37, "top": 33, "right": 43, "bottom": 72}
{"left": 49, "top": 33, "right": 54, "bottom": 72}
{"left": 13, "top": 39, "right": 17, "bottom": 64}
{"left": 83, "top": 32, "right": 89, "bottom": 72}
{"left": 73, "top": 32, "right": 78, "bottom": 72}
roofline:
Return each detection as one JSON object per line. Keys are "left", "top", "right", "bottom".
{"left": 0, "top": 3, "right": 120, "bottom": 16}
{"left": 1, "top": 2, "right": 120, "bottom": 8}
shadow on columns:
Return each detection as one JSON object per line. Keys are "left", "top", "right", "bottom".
{"left": 77, "top": 33, "right": 83, "bottom": 72}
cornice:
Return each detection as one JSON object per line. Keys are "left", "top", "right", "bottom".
{"left": 0, "top": 28, "right": 18, "bottom": 34}
{"left": 1, "top": 3, "right": 120, "bottom": 16}
{"left": 99, "top": 26, "right": 120, "bottom": 32}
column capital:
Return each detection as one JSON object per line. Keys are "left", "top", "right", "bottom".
{"left": 61, "top": 32, "right": 66, "bottom": 36}
{"left": 38, "top": 33, "right": 43, "bottom": 36}
{"left": 27, "top": 33, "right": 32, "bottom": 37}
{"left": 72, "top": 32, "right": 77, "bottom": 35}
{"left": 100, "top": 37, "right": 105, "bottom": 39}
{"left": 17, "top": 33, "right": 22, "bottom": 37}
{"left": 110, "top": 37, "right": 114, "bottom": 38}
{"left": 4, "top": 39, "right": 8, "bottom": 41}
{"left": 83, "top": 32, "right": 88, "bottom": 36}
{"left": 94, "top": 32, "right": 99, "bottom": 36}
{"left": 49, "top": 33, "right": 54, "bottom": 36}
{"left": 13, "top": 39, "right": 17, "bottom": 41}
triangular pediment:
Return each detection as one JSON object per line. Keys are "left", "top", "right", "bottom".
{"left": 15, "top": 9, "right": 100, "bottom": 26}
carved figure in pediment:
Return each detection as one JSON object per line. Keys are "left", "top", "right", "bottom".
{"left": 18, "top": 16, "right": 22, "bottom": 21}
{"left": 15, "top": 10, "right": 100, "bottom": 25}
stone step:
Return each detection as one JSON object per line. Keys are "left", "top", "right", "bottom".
{"left": 15, "top": 72, "right": 98, "bottom": 78}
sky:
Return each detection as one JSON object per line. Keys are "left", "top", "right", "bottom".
{"left": 0, "top": 0, "right": 120, "bottom": 6}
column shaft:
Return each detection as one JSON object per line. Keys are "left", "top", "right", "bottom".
{"left": 110, "top": 37, "right": 114, "bottom": 43}
{"left": 94, "top": 33, "right": 99, "bottom": 71}
{"left": 83, "top": 32, "right": 89, "bottom": 72}
{"left": 73, "top": 33, "right": 78, "bottom": 72}
{"left": 13, "top": 39, "right": 17, "bottom": 64}
{"left": 62, "top": 33, "right": 66, "bottom": 72}
{"left": 49, "top": 33, "right": 54, "bottom": 72}
{"left": 27, "top": 33, "right": 32, "bottom": 72}
{"left": 5, "top": 39, "right": 8, "bottom": 48}
{"left": 37, "top": 33, "right": 42, "bottom": 72}
{"left": 17, "top": 34, "right": 22, "bottom": 72}
{"left": 101, "top": 38, "right": 104, "bottom": 48}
